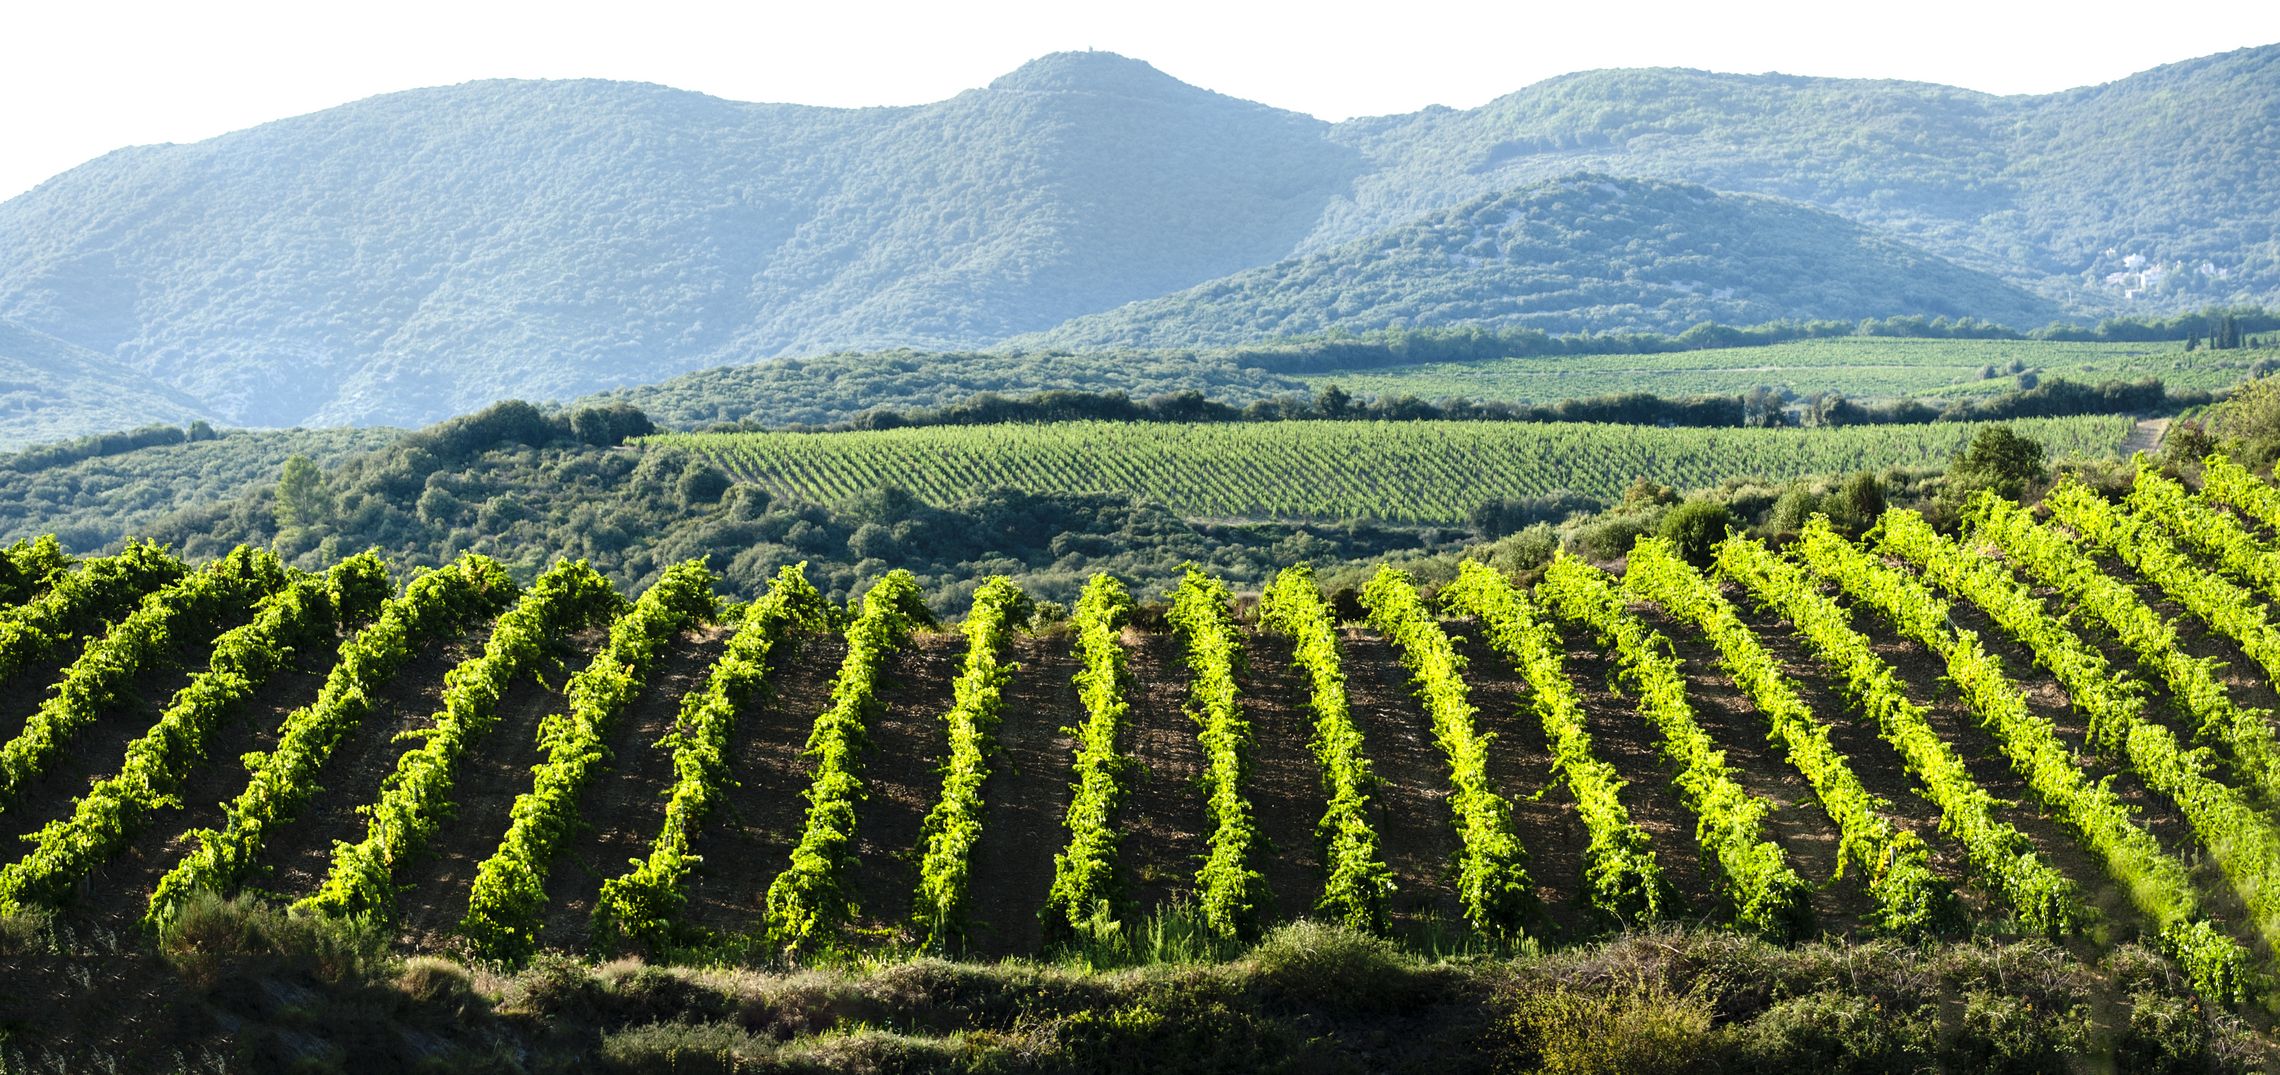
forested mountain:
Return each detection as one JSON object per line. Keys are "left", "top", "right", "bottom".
{"left": 0, "top": 53, "right": 1351, "bottom": 429}
{"left": 1312, "top": 46, "right": 2280, "bottom": 306}
{"left": 1023, "top": 175, "right": 2062, "bottom": 349}
{"left": 0, "top": 45, "right": 2272, "bottom": 439}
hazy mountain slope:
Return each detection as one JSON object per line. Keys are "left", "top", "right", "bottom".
{"left": 0, "top": 53, "right": 1352, "bottom": 429}
{"left": 2003, "top": 46, "right": 2280, "bottom": 304}
{"left": 1314, "top": 45, "right": 2280, "bottom": 307}
{"left": 0, "top": 320, "right": 214, "bottom": 450}
{"left": 0, "top": 45, "right": 2273, "bottom": 442}
{"left": 1025, "top": 175, "right": 2062, "bottom": 349}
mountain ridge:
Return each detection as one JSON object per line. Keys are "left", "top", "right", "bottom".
{"left": 1020, "top": 174, "right": 2062, "bottom": 349}
{"left": 0, "top": 44, "right": 2271, "bottom": 438}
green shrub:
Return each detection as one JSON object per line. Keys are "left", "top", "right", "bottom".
{"left": 2117, "top": 991, "right": 2216, "bottom": 1075}
{"left": 1943, "top": 424, "right": 2048, "bottom": 506}
{"left": 1504, "top": 978, "right": 1725, "bottom": 1075}
{"left": 1568, "top": 507, "right": 1662, "bottom": 561}
{"left": 1733, "top": 990, "right": 1936, "bottom": 1074}
{"left": 677, "top": 462, "right": 733, "bottom": 507}
{"left": 156, "top": 893, "right": 392, "bottom": 987}
{"left": 396, "top": 955, "right": 476, "bottom": 1004}
{"left": 1764, "top": 487, "right": 1821, "bottom": 535}
{"left": 1947, "top": 989, "right": 2090, "bottom": 1075}
{"left": 501, "top": 952, "right": 610, "bottom": 1020}
{"left": 1482, "top": 523, "right": 1558, "bottom": 576}
{"left": 1654, "top": 500, "right": 1732, "bottom": 568}
{"left": 1826, "top": 471, "right": 1887, "bottom": 532}
{"left": 0, "top": 908, "right": 52, "bottom": 956}
{"left": 600, "top": 1021, "right": 775, "bottom": 1074}
{"left": 1245, "top": 921, "right": 1416, "bottom": 1009}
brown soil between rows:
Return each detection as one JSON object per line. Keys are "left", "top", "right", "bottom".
{"left": 1639, "top": 603, "right": 1876, "bottom": 935}
{"left": 246, "top": 626, "right": 484, "bottom": 902}
{"left": 1856, "top": 617, "right": 2157, "bottom": 943}
{"left": 677, "top": 632, "right": 845, "bottom": 942}
{"left": 2178, "top": 500, "right": 2280, "bottom": 805}
{"left": 2087, "top": 546, "right": 2280, "bottom": 767}
{"left": 1933, "top": 589, "right": 2202, "bottom": 859}
{"left": 1449, "top": 630, "right": 1593, "bottom": 942}
{"left": 1117, "top": 626, "right": 1208, "bottom": 918}
{"left": 844, "top": 633, "right": 962, "bottom": 940}
{"left": 2040, "top": 548, "right": 2280, "bottom": 951}
{"left": 64, "top": 655, "right": 334, "bottom": 930}
{"left": 1725, "top": 594, "right": 1986, "bottom": 919}
{"left": 393, "top": 630, "right": 599, "bottom": 950}
{"left": 1233, "top": 630, "right": 1329, "bottom": 927}
{"left": 961, "top": 634, "right": 1083, "bottom": 958}
{"left": 538, "top": 626, "right": 731, "bottom": 953}
{"left": 1336, "top": 629, "right": 1466, "bottom": 934}
{"left": 1891, "top": 565, "right": 2272, "bottom": 954}
{"left": 2021, "top": 540, "right": 2258, "bottom": 748}
{"left": 0, "top": 629, "right": 225, "bottom": 853}
{"left": 1541, "top": 628, "right": 1718, "bottom": 927}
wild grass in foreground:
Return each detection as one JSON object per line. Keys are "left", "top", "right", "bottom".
{"left": 1, "top": 897, "right": 2266, "bottom": 1074}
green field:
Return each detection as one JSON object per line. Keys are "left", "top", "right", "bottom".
{"left": 648, "top": 414, "right": 2137, "bottom": 525}
{"left": 1295, "top": 337, "right": 2260, "bottom": 405}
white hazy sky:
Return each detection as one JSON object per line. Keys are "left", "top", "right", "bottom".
{"left": 5, "top": 0, "right": 2277, "bottom": 202}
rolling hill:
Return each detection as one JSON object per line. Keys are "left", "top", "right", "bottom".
{"left": 1023, "top": 175, "right": 2063, "bottom": 349}
{"left": 0, "top": 46, "right": 2272, "bottom": 438}
{"left": 1304, "top": 45, "right": 2280, "bottom": 305}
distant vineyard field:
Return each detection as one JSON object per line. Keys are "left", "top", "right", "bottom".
{"left": 1295, "top": 337, "right": 2250, "bottom": 404}
{"left": 646, "top": 415, "right": 2137, "bottom": 524}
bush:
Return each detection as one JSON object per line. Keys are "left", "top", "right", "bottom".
{"left": 568, "top": 403, "right": 657, "bottom": 447}
{"left": 678, "top": 463, "right": 733, "bottom": 507}
{"left": 1029, "top": 600, "right": 1069, "bottom": 629}
{"left": 1245, "top": 921, "right": 1417, "bottom": 1010}
{"left": 1481, "top": 524, "right": 1558, "bottom": 576}
{"left": 1944, "top": 425, "right": 2048, "bottom": 506}
{"left": 2203, "top": 375, "right": 2280, "bottom": 471}
{"left": 1472, "top": 491, "right": 1601, "bottom": 538}
{"left": 157, "top": 893, "right": 393, "bottom": 987}
{"left": 1505, "top": 977, "right": 1725, "bottom": 1075}
{"left": 721, "top": 483, "right": 773, "bottom": 519}
{"left": 1764, "top": 487, "right": 1821, "bottom": 536}
{"left": 0, "top": 908, "right": 52, "bottom": 956}
{"left": 1732, "top": 990, "right": 1936, "bottom": 1074}
{"left": 1830, "top": 471, "right": 1886, "bottom": 531}
{"left": 500, "top": 952, "right": 610, "bottom": 1020}
{"left": 1947, "top": 989, "right": 2089, "bottom": 1075}
{"left": 1655, "top": 500, "right": 1732, "bottom": 568}
{"left": 1569, "top": 508, "right": 1663, "bottom": 562}
{"left": 396, "top": 955, "right": 485, "bottom": 1021}
{"left": 600, "top": 1022, "right": 775, "bottom": 1074}
{"left": 2117, "top": 991, "right": 2215, "bottom": 1075}
{"left": 1621, "top": 476, "right": 1680, "bottom": 509}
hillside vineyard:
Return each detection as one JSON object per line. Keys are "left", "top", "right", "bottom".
{"left": 22, "top": 460, "right": 2280, "bottom": 1001}
{"left": 653, "top": 414, "right": 2134, "bottom": 525}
